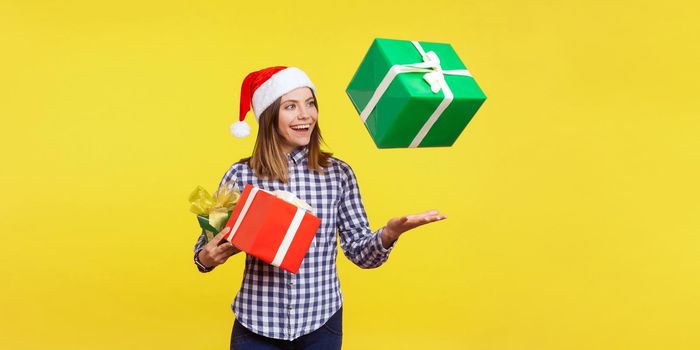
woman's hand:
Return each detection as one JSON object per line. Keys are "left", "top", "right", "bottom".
{"left": 381, "top": 210, "right": 447, "bottom": 248}
{"left": 198, "top": 227, "right": 241, "bottom": 268}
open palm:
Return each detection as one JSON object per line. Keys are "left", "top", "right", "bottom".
{"left": 383, "top": 210, "right": 447, "bottom": 242}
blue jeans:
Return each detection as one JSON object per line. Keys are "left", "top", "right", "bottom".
{"left": 230, "top": 307, "right": 343, "bottom": 350}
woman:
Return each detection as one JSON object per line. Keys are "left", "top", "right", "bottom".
{"left": 193, "top": 66, "right": 446, "bottom": 349}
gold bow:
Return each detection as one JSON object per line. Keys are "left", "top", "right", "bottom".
{"left": 189, "top": 181, "right": 241, "bottom": 231}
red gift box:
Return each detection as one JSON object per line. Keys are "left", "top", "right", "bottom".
{"left": 222, "top": 184, "right": 321, "bottom": 274}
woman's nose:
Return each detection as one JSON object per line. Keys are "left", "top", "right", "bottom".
{"left": 298, "top": 106, "right": 310, "bottom": 119}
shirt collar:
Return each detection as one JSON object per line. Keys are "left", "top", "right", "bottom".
{"left": 287, "top": 146, "right": 309, "bottom": 164}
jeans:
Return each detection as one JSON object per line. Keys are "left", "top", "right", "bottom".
{"left": 230, "top": 307, "right": 343, "bottom": 350}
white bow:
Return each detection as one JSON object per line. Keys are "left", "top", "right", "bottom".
{"left": 415, "top": 51, "right": 443, "bottom": 93}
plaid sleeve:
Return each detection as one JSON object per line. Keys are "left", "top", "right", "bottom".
{"left": 336, "top": 161, "right": 395, "bottom": 269}
{"left": 218, "top": 164, "right": 240, "bottom": 189}
{"left": 193, "top": 230, "right": 213, "bottom": 273}
{"left": 193, "top": 230, "right": 207, "bottom": 254}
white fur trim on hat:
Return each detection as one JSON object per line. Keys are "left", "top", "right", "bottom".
{"left": 230, "top": 120, "right": 251, "bottom": 138}
{"left": 251, "top": 67, "right": 316, "bottom": 120}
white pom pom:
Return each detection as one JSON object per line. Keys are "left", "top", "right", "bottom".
{"left": 230, "top": 121, "right": 250, "bottom": 138}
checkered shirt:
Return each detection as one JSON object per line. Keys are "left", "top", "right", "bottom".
{"left": 193, "top": 146, "right": 395, "bottom": 340}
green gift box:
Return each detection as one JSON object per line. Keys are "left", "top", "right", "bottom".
{"left": 346, "top": 38, "right": 486, "bottom": 148}
{"left": 197, "top": 211, "right": 232, "bottom": 243}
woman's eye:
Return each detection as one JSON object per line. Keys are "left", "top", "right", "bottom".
{"left": 285, "top": 104, "right": 295, "bottom": 110}
{"left": 307, "top": 101, "right": 316, "bottom": 107}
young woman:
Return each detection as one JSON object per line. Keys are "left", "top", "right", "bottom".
{"left": 193, "top": 66, "right": 446, "bottom": 350}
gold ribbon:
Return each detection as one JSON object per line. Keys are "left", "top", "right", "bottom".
{"left": 189, "top": 181, "right": 241, "bottom": 231}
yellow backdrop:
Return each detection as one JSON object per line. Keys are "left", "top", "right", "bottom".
{"left": 2, "top": 0, "right": 699, "bottom": 349}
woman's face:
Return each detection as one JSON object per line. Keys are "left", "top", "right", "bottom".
{"left": 277, "top": 87, "right": 318, "bottom": 153}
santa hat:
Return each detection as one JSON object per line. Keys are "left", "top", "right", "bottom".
{"left": 231, "top": 66, "right": 316, "bottom": 138}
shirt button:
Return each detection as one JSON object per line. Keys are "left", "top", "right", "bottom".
{"left": 288, "top": 305, "right": 293, "bottom": 310}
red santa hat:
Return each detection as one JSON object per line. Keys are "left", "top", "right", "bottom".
{"left": 231, "top": 66, "right": 317, "bottom": 138}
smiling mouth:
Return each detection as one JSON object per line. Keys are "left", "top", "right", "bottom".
{"left": 290, "top": 124, "right": 312, "bottom": 131}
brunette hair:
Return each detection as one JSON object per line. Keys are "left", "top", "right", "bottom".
{"left": 241, "top": 89, "right": 332, "bottom": 182}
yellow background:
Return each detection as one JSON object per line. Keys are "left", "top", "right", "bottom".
{"left": 2, "top": 0, "right": 699, "bottom": 349}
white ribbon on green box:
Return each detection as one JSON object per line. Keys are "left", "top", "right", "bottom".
{"left": 359, "top": 41, "right": 472, "bottom": 148}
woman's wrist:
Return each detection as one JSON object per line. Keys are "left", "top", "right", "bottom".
{"left": 197, "top": 250, "right": 214, "bottom": 269}
{"left": 380, "top": 226, "right": 399, "bottom": 249}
